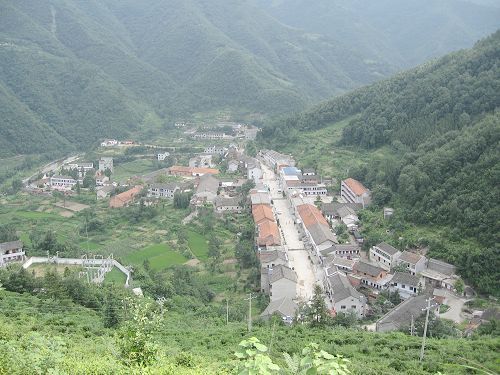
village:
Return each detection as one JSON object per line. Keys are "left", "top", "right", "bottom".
{"left": 0, "top": 120, "right": 496, "bottom": 335}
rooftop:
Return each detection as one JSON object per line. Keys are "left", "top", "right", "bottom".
{"left": 259, "top": 249, "right": 288, "bottom": 264}
{"left": 307, "top": 223, "right": 337, "bottom": 246}
{"left": 377, "top": 294, "right": 435, "bottom": 332}
{"left": 257, "top": 220, "right": 281, "bottom": 247}
{"left": 354, "top": 260, "right": 385, "bottom": 277}
{"left": 0, "top": 240, "right": 23, "bottom": 252}
{"left": 250, "top": 192, "right": 271, "bottom": 206}
{"left": 269, "top": 265, "right": 298, "bottom": 283}
{"left": 375, "top": 242, "right": 400, "bottom": 256}
{"left": 214, "top": 196, "right": 241, "bottom": 207}
{"left": 342, "top": 178, "right": 369, "bottom": 196}
{"left": 297, "top": 204, "right": 329, "bottom": 228}
{"left": 391, "top": 272, "right": 421, "bottom": 287}
{"left": 427, "top": 258, "right": 456, "bottom": 276}
{"left": 196, "top": 174, "right": 220, "bottom": 194}
{"left": 399, "top": 251, "right": 425, "bottom": 265}
{"left": 328, "top": 271, "right": 365, "bottom": 302}
{"left": 252, "top": 204, "right": 275, "bottom": 224}
{"left": 260, "top": 297, "right": 298, "bottom": 318}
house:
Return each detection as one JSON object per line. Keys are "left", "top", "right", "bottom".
{"left": 227, "top": 160, "right": 239, "bottom": 173}
{"left": 325, "top": 256, "right": 356, "bottom": 273}
{"left": 214, "top": 196, "right": 243, "bottom": 213}
{"left": 191, "top": 167, "right": 219, "bottom": 177}
{"left": 193, "top": 132, "right": 227, "bottom": 140}
{"left": 259, "top": 150, "right": 295, "bottom": 170}
{"left": 95, "top": 172, "right": 109, "bottom": 186}
{"left": 384, "top": 207, "right": 394, "bottom": 219}
{"left": 96, "top": 185, "right": 115, "bottom": 200}
{"left": 109, "top": 186, "right": 143, "bottom": 208}
{"left": 259, "top": 248, "right": 288, "bottom": 269}
{"left": 341, "top": 178, "right": 371, "bottom": 207}
{"left": 250, "top": 192, "right": 271, "bottom": 206}
{"left": 168, "top": 166, "right": 193, "bottom": 177}
{"left": 352, "top": 230, "right": 364, "bottom": 244}
{"left": 320, "top": 244, "right": 360, "bottom": 260}
{"left": 420, "top": 258, "right": 458, "bottom": 291}
{"left": 203, "top": 145, "right": 227, "bottom": 155}
{"left": 100, "top": 139, "right": 118, "bottom": 147}
{"left": 320, "top": 202, "right": 362, "bottom": 223}
{"left": 390, "top": 272, "right": 422, "bottom": 299}
{"left": 67, "top": 162, "right": 94, "bottom": 177}
{"left": 324, "top": 270, "right": 367, "bottom": 318}
{"left": 244, "top": 127, "right": 259, "bottom": 140}
{"left": 148, "top": 183, "right": 180, "bottom": 199}
{"left": 157, "top": 152, "right": 170, "bottom": 161}
{"left": 193, "top": 174, "right": 219, "bottom": 204}
{"left": 50, "top": 175, "right": 78, "bottom": 190}
{"left": 269, "top": 265, "right": 298, "bottom": 301}
{"left": 376, "top": 295, "right": 437, "bottom": 332}
{"left": 257, "top": 220, "right": 281, "bottom": 247}
{"left": 397, "top": 251, "right": 427, "bottom": 275}
{"left": 302, "top": 168, "right": 316, "bottom": 176}
{"left": 189, "top": 155, "right": 213, "bottom": 168}
{"left": 353, "top": 260, "right": 392, "bottom": 289}
{"left": 260, "top": 297, "right": 298, "bottom": 324}
{"left": 297, "top": 204, "right": 337, "bottom": 255}
{"left": 98, "top": 157, "right": 114, "bottom": 173}
{"left": 247, "top": 162, "right": 262, "bottom": 183}
{"left": 252, "top": 204, "right": 275, "bottom": 225}
{"left": 369, "top": 242, "right": 401, "bottom": 271}
{"left": 0, "top": 240, "right": 25, "bottom": 267}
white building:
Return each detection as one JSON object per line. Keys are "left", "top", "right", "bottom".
{"left": 324, "top": 269, "right": 367, "bottom": 318}
{"left": 268, "top": 265, "right": 298, "bottom": 301}
{"left": 369, "top": 242, "right": 401, "bottom": 271}
{"left": 99, "top": 157, "right": 114, "bottom": 173}
{"left": 259, "top": 150, "right": 295, "bottom": 170}
{"left": 397, "top": 251, "right": 427, "bottom": 275}
{"left": 148, "top": 183, "right": 179, "bottom": 199}
{"left": 203, "top": 146, "right": 227, "bottom": 155}
{"left": 157, "top": 152, "right": 170, "bottom": 161}
{"left": 214, "top": 196, "right": 243, "bottom": 213}
{"left": 390, "top": 272, "right": 422, "bottom": 299}
{"left": 247, "top": 163, "right": 262, "bottom": 183}
{"left": 341, "top": 178, "right": 371, "bottom": 207}
{"left": 50, "top": 175, "right": 78, "bottom": 190}
{"left": 100, "top": 139, "right": 118, "bottom": 147}
{"left": 0, "top": 241, "right": 25, "bottom": 267}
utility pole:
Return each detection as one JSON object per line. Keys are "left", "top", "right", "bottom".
{"left": 245, "top": 293, "right": 256, "bottom": 332}
{"left": 410, "top": 314, "right": 415, "bottom": 336}
{"left": 226, "top": 298, "right": 229, "bottom": 325}
{"left": 420, "top": 298, "right": 433, "bottom": 362}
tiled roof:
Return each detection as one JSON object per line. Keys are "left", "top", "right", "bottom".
{"left": 377, "top": 294, "right": 434, "bottom": 332}
{"left": 196, "top": 174, "right": 220, "bottom": 194}
{"left": 257, "top": 220, "right": 281, "bottom": 246}
{"left": 192, "top": 167, "right": 219, "bottom": 175}
{"left": 375, "top": 242, "right": 400, "bottom": 256}
{"left": 252, "top": 204, "right": 275, "bottom": 224}
{"left": 0, "top": 240, "right": 23, "bottom": 252}
{"left": 259, "top": 250, "right": 287, "bottom": 264}
{"left": 391, "top": 272, "right": 421, "bottom": 287}
{"left": 343, "top": 178, "right": 369, "bottom": 196}
{"left": 261, "top": 297, "right": 298, "bottom": 318}
{"left": 328, "top": 272, "right": 364, "bottom": 302}
{"left": 250, "top": 192, "right": 271, "bottom": 206}
{"left": 427, "top": 258, "right": 456, "bottom": 276}
{"left": 269, "top": 265, "right": 297, "bottom": 283}
{"left": 114, "top": 186, "right": 143, "bottom": 203}
{"left": 399, "top": 251, "right": 425, "bottom": 265}
{"left": 354, "top": 260, "right": 385, "bottom": 277}
{"left": 307, "top": 223, "right": 336, "bottom": 246}
{"left": 214, "top": 196, "right": 241, "bottom": 207}
{"left": 298, "top": 204, "right": 328, "bottom": 227}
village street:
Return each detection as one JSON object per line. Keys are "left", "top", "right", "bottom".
{"left": 261, "top": 163, "right": 320, "bottom": 301}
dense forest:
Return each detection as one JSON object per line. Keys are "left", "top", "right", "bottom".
{"left": 261, "top": 31, "right": 500, "bottom": 295}
{"left": 1, "top": 1, "right": 499, "bottom": 156}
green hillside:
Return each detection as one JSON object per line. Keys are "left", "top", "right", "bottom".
{"left": 260, "top": 31, "right": 500, "bottom": 295}
{"left": 1, "top": 1, "right": 498, "bottom": 156}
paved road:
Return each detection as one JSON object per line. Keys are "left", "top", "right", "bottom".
{"left": 261, "top": 163, "right": 320, "bottom": 301}
{"left": 439, "top": 290, "right": 467, "bottom": 323}
{"left": 23, "top": 154, "right": 82, "bottom": 184}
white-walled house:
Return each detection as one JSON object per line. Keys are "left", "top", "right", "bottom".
{"left": 148, "top": 183, "right": 180, "bottom": 199}
{"left": 341, "top": 178, "right": 371, "bottom": 207}
{"left": 397, "top": 251, "right": 427, "bottom": 275}
{"left": 0, "top": 241, "right": 25, "bottom": 267}
{"left": 324, "top": 269, "right": 366, "bottom": 318}
{"left": 390, "top": 272, "right": 422, "bottom": 299}
{"left": 268, "top": 265, "right": 298, "bottom": 301}
{"left": 157, "top": 152, "right": 170, "bottom": 161}
{"left": 369, "top": 242, "right": 401, "bottom": 271}
{"left": 50, "top": 175, "right": 78, "bottom": 190}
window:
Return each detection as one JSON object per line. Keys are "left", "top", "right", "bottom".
{"left": 351, "top": 305, "right": 357, "bottom": 309}
{"left": 402, "top": 284, "right": 405, "bottom": 289}
{"left": 341, "top": 305, "right": 346, "bottom": 309}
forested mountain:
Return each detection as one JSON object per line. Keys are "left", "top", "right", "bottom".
{"left": 1, "top": 0, "right": 498, "bottom": 156}
{"left": 254, "top": 0, "right": 500, "bottom": 68}
{"left": 261, "top": 31, "right": 500, "bottom": 293}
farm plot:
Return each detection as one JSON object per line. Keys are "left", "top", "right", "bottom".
{"left": 123, "top": 243, "right": 187, "bottom": 271}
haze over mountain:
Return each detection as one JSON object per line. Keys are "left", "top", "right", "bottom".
{"left": 1, "top": 0, "right": 499, "bottom": 156}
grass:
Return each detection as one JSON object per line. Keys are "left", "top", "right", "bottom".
{"left": 104, "top": 267, "right": 127, "bottom": 285}
{"left": 112, "top": 158, "right": 159, "bottom": 183}
{"left": 187, "top": 230, "right": 209, "bottom": 261}
{"left": 16, "top": 211, "right": 62, "bottom": 219}
{"left": 123, "top": 243, "right": 187, "bottom": 270}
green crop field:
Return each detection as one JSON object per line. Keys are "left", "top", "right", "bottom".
{"left": 123, "top": 243, "right": 187, "bottom": 270}
{"left": 104, "top": 267, "right": 128, "bottom": 285}
{"left": 112, "top": 158, "right": 159, "bottom": 183}
{"left": 187, "top": 230, "right": 209, "bottom": 261}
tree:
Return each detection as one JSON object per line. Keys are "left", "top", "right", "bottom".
{"left": 11, "top": 179, "right": 23, "bottom": 193}
{"left": 0, "top": 224, "right": 18, "bottom": 243}
{"left": 454, "top": 279, "right": 464, "bottom": 295}
{"left": 307, "top": 285, "right": 330, "bottom": 327}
